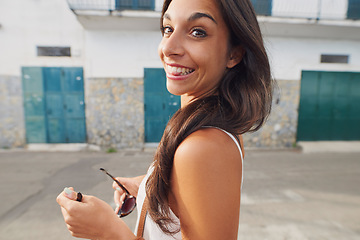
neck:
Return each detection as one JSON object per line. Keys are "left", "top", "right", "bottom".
{"left": 180, "top": 95, "right": 192, "bottom": 108}
{"left": 181, "top": 89, "right": 219, "bottom": 108}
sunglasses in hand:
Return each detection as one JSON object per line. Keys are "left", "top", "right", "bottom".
{"left": 100, "top": 168, "right": 137, "bottom": 218}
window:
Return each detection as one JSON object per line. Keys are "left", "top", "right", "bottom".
{"left": 251, "top": 0, "right": 272, "bottom": 16}
{"left": 320, "top": 54, "right": 349, "bottom": 64}
{"left": 37, "top": 46, "right": 71, "bottom": 57}
{"left": 115, "top": 0, "right": 154, "bottom": 10}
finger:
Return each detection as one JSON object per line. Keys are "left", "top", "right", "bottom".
{"left": 57, "top": 190, "right": 84, "bottom": 212}
{"left": 67, "top": 223, "right": 87, "bottom": 239}
{"left": 64, "top": 187, "right": 77, "bottom": 200}
{"left": 57, "top": 194, "right": 76, "bottom": 213}
{"left": 61, "top": 207, "right": 76, "bottom": 227}
{"left": 120, "top": 193, "right": 126, "bottom": 203}
{"left": 112, "top": 178, "right": 124, "bottom": 191}
{"left": 57, "top": 190, "right": 72, "bottom": 208}
{"left": 114, "top": 192, "right": 126, "bottom": 214}
{"left": 114, "top": 189, "right": 122, "bottom": 205}
{"left": 115, "top": 202, "right": 120, "bottom": 214}
{"left": 60, "top": 207, "right": 69, "bottom": 221}
{"left": 114, "top": 190, "right": 124, "bottom": 214}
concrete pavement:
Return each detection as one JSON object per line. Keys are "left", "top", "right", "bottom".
{"left": 0, "top": 149, "right": 359, "bottom": 240}
{"left": 297, "top": 141, "right": 360, "bottom": 153}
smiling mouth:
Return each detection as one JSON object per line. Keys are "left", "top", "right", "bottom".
{"left": 166, "top": 65, "right": 195, "bottom": 76}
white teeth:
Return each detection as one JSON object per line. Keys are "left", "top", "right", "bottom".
{"left": 167, "top": 65, "right": 194, "bottom": 76}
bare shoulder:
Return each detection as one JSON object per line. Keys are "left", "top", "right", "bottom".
{"left": 172, "top": 127, "right": 243, "bottom": 191}
{"left": 174, "top": 127, "right": 242, "bottom": 168}
{"left": 171, "top": 128, "right": 242, "bottom": 239}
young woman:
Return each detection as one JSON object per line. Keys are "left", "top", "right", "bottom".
{"left": 56, "top": 0, "right": 272, "bottom": 239}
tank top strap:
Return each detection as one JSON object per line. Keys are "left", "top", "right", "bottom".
{"left": 202, "top": 126, "right": 244, "bottom": 188}
{"left": 202, "top": 126, "right": 243, "bottom": 161}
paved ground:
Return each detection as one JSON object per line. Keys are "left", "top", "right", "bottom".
{"left": 0, "top": 149, "right": 359, "bottom": 240}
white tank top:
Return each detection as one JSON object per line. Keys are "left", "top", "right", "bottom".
{"left": 134, "top": 128, "right": 244, "bottom": 240}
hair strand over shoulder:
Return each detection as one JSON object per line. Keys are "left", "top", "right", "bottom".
{"left": 146, "top": 0, "right": 274, "bottom": 235}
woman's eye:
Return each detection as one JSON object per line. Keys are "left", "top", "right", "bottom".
{"left": 162, "top": 26, "right": 173, "bottom": 36}
{"left": 191, "top": 29, "right": 207, "bottom": 38}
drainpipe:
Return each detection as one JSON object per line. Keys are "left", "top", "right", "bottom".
{"left": 316, "top": 0, "right": 322, "bottom": 21}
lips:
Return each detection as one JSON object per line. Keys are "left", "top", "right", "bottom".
{"left": 166, "top": 64, "right": 195, "bottom": 76}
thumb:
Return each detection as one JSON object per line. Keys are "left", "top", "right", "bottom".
{"left": 64, "top": 187, "right": 77, "bottom": 200}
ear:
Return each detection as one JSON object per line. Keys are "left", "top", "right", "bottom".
{"left": 226, "top": 46, "right": 245, "bottom": 69}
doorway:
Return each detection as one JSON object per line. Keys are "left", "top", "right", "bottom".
{"left": 144, "top": 68, "right": 180, "bottom": 143}
{"left": 297, "top": 70, "right": 360, "bottom": 141}
{"left": 22, "top": 67, "right": 87, "bottom": 143}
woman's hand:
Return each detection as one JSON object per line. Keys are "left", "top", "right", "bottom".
{"left": 56, "top": 187, "right": 135, "bottom": 240}
{"left": 112, "top": 175, "right": 145, "bottom": 214}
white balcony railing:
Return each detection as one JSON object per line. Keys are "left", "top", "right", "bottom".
{"left": 67, "top": 0, "right": 359, "bottom": 20}
{"left": 253, "top": 0, "right": 359, "bottom": 20}
{"left": 67, "top": 0, "right": 155, "bottom": 11}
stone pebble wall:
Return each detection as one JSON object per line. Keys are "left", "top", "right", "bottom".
{"left": 243, "top": 80, "right": 301, "bottom": 148}
{"left": 0, "top": 75, "right": 26, "bottom": 148}
{"left": 85, "top": 78, "right": 144, "bottom": 150}
{"left": 85, "top": 78, "right": 301, "bottom": 150}
{"left": 0, "top": 76, "right": 300, "bottom": 150}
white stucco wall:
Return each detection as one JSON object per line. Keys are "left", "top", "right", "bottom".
{"left": 155, "top": 0, "right": 164, "bottom": 11}
{"left": 265, "top": 37, "right": 360, "bottom": 81}
{"left": 84, "top": 30, "right": 163, "bottom": 78}
{"left": 84, "top": 29, "right": 360, "bottom": 80}
{"left": 1, "top": 0, "right": 359, "bottom": 81}
{"left": 83, "top": 27, "right": 360, "bottom": 80}
{"left": 273, "top": 0, "right": 348, "bottom": 20}
{"left": 0, "top": 0, "right": 84, "bottom": 76}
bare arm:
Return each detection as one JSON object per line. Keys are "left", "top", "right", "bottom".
{"left": 170, "top": 128, "right": 243, "bottom": 240}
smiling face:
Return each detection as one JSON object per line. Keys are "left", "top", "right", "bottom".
{"left": 158, "top": 0, "right": 240, "bottom": 106}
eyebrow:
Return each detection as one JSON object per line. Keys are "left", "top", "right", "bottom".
{"left": 188, "top": 12, "right": 217, "bottom": 24}
{"left": 163, "top": 12, "right": 217, "bottom": 25}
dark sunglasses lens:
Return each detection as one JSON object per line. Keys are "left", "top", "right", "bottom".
{"left": 118, "top": 197, "right": 136, "bottom": 217}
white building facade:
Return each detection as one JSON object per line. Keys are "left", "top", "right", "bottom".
{"left": 0, "top": 0, "right": 359, "bottom": 149}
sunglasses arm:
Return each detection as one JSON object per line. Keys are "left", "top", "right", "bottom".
{"left": 113, "top": 178, "right": 131, "bottom": 195}
{"left": 100, "top": 168, "right": 131, "bottom": 195}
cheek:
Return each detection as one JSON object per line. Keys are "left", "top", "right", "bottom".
{"left": 207, "top": 50, "right": 228, "bottom": 73}
{"left": 158, "top": 41, "right": 164, "bottom": 60}
{"left": 198, "top": 40, "right": 229, "bottom": 68}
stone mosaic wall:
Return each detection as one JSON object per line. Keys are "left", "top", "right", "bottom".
{"left": 0, "top": 76, "right": 300, "bottom": 150}
{"left": 243, "top": 80, "right": 301, "bottom": 148}
{"left": 84, "top": 78, "right": 300, "bottom": 150}
{"left": 85, "top": 78, "right": 144, "bottom": 150}
{"left": 0, "top": 75, "right": 26, "bottom": 148}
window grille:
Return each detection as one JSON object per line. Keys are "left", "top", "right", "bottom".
{"left": 320, "top": 54, "right": 349, "bottom": 64}
{"left": 37, "top": 46, "right": 71, "bottom": 57}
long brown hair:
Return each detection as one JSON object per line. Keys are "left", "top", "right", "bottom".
{"left": 146, "top": 0, "right": 273, "bottom": 234}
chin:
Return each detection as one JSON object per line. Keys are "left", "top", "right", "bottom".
{"left": 166, "top": 81, "right": 186, "bottom": 96}
{"left": 167, "top": 88, "right": 184, "bottom": 96}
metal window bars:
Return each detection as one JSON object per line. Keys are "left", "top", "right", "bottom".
{"left": 67, "top": 0, "right": 154, "bottom": 11}
{"left": 66, "top": 0, "right": 360, "bottom": 20}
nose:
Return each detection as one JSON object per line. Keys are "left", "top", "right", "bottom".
{"left": 160, "top": 30, "right": 185, "bottom": 57}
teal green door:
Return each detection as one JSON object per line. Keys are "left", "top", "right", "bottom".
{"left": 22, "top": 68, "right": 47, "bottom": 143}
{"left": 22, "top": 67, "right": 86, "bottom": 143}
{"left": 297, "top": 71, "right": 360, "bottom": 141}
{"left": 144, "top": 68, "right": 181, "bottom": 143}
